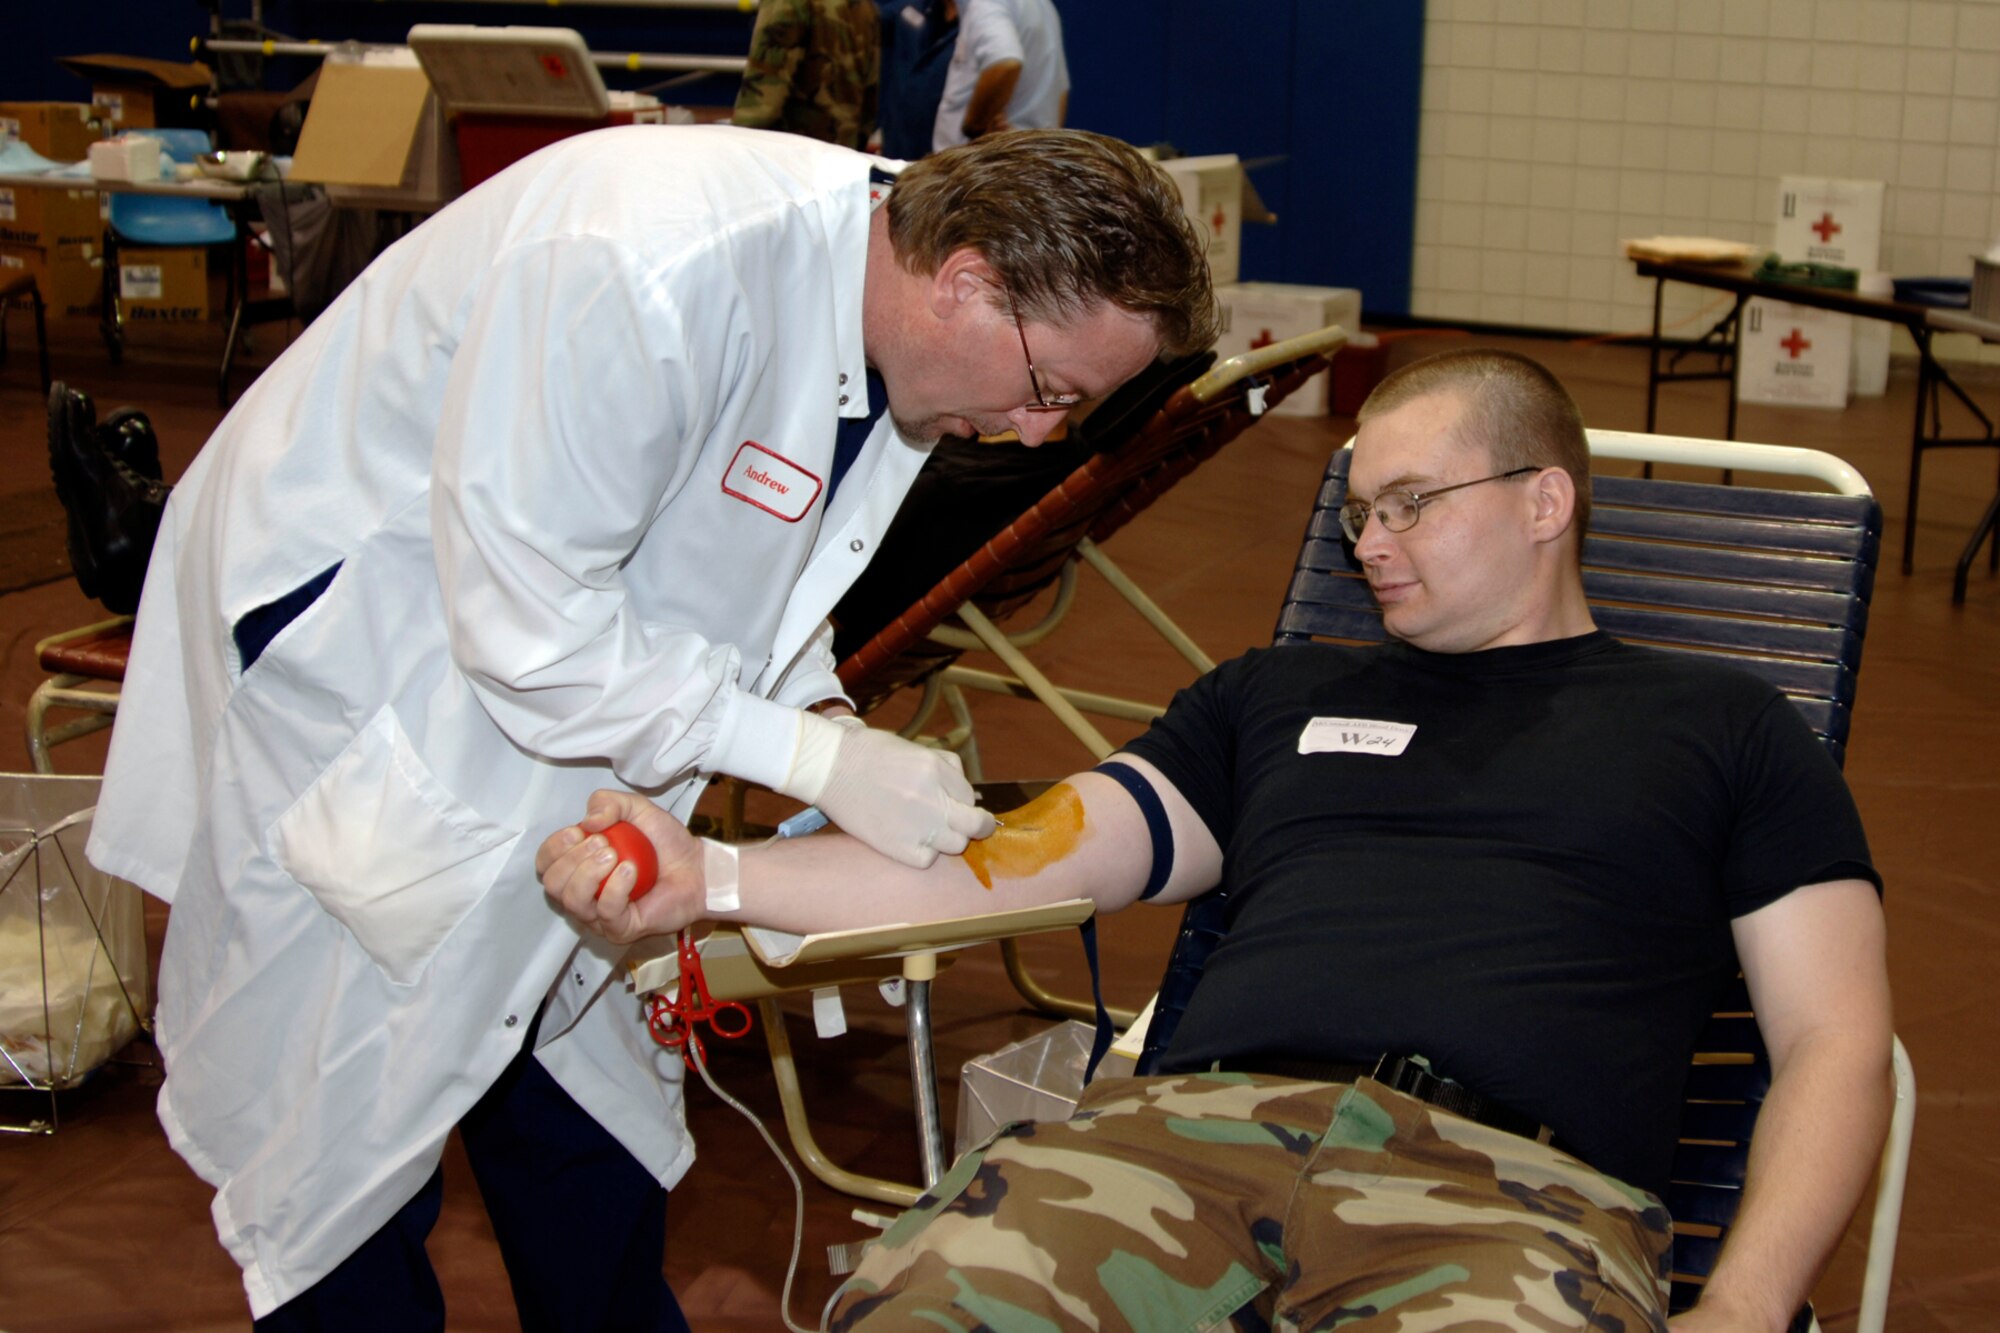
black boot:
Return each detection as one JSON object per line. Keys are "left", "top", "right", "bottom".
{"left": 99, "top": 405, "right": 164, "bottom": 482}
{"left": 46, "top": 381, "right": 172, "bottom": 616}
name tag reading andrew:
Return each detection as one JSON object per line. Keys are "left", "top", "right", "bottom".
{"left": 1298, "top": 717, "right": 1416, "bottom": 757}
{"left": 722, "top": 442, "right": 823, "bottom": 522}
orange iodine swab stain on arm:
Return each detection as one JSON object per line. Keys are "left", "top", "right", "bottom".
{"left": 960, "top": 783, "right": 1087, "bottom": 889}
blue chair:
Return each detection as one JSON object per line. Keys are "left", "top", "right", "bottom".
{"left": 1134, "top": 430, "right": 1912, "bottom": 1332}
{"left": 106, "top": 128, "right": 235, "bottom": 246}
{"left": 99, "top": 128, "right": 243, "bottom": 404}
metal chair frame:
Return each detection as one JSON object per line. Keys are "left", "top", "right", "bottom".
{"left": 25, "top": 617, "right": 134, "bottom": 776}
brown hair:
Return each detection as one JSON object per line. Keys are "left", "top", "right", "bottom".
{"left": 886, "top": 129, "right": 1220, "bottom": 358}
{"left": 1357, "top": 347, "right": 1592, "bottom": 543}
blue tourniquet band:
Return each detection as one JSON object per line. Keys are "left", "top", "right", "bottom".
{"left": 1077, "top": 759, "right": 1174, "bottom": 1082}
{"left": 1093, "top": 759, "right": 1174, "bottom": 901}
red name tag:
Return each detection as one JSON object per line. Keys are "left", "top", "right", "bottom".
{"left": 721, "top": 442, "right": 823, "bottom": 522}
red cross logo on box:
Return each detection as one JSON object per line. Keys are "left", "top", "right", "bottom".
{"left": 1811, "top": 212, "right": 1841, "bottom": 243}
{"left": 1780, "top": 329, "right": 1812, "bottom": 359}
{"left": 1250, "top": 328, "right": 1276, "bottom": 349}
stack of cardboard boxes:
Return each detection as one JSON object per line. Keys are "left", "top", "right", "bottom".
{"left": 0, "top": 101, "right": 106, "bottom": 315}
{"left": 2, "top": 56, "right": 221, "bottom": 322}
{"left": 1737, "top": 176, "right": 1886, "bottom": 410}
{"left": 1157, "top": 154, "right": 1369, "bottom": 417}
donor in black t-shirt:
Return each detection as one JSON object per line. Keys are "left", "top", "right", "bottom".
{"left": 1123, "top": 630, "right": 1879, "bottom": 1199}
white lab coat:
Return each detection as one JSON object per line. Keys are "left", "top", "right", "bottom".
{"left": 86, "top": 125, "right": 929, "bottom": 1316}
{"left": 932, "top": 0, "right": 1070, "bottom": 152}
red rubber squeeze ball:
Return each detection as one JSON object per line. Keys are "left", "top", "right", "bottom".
{"left": 597, "top": 821, "right": 659, "bottom": 902}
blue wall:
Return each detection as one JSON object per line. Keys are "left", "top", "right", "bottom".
{"left": 5, "top": 2, "right": 1424, "bottom": 310}
{"left": 1059, "top": 2, "right": 1425, "bottom": 312}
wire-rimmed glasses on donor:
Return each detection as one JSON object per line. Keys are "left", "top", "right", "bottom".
{"left": 1339, "top": 466, "right": 1540, "bottom": 543}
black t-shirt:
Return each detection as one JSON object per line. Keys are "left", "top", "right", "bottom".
{"left": 1123, "top": 631, "right": 1879, "bottom": 1197}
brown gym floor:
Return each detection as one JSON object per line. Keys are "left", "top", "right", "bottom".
{"left": 0, "top": 310, "right": 1992, "bottom": 1331}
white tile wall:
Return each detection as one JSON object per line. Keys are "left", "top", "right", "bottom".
{"left": 1412, "top": 0, "right": 2000, "bottom": 362}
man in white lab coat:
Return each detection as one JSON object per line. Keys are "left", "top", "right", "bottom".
{"left": 87, "top": 124, "right": 1215, "bottom": 1328}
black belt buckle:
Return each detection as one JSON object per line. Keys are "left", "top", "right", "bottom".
{"left": 1370, "top": 1053, "right": 1429, "bottom": 1098}
{"left": 1369, "top": 1054, "right": 1555, "bottom": 1146}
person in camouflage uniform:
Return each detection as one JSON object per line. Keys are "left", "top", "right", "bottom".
{"left": 835, "top": 1071, "right": 1672, "bottom": 1331}
{"left": 732, "top": 0, "right": 882, "bottom": 150}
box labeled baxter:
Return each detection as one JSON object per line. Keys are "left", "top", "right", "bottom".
{"left": 119, "top": 246, "right": 209, "bottom": 321}
{"left": 0, "top": 184, "right": 102, "bottom": 250}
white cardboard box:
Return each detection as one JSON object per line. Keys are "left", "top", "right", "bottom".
{"left": 85, "top": 134, "right": 160, "bottom": 183}
{"left": 1774, "top": 176, "right": 1883, "bottom": 269}
{"left": 1214, "top": 282, "right": 1362, "bottom": 416}
{"left": 1739, "top": 296, "right": 1852, "bottom": 409}
{"left": 1159, "top": 154, "right": 1271, "bottom": 287}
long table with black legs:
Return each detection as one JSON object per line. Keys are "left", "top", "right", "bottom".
{"left": 1633, "top": 254, "right": 1998, "bottom": 603}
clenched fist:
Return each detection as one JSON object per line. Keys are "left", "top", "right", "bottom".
{"left": 538, "top": 790, "right": 705, "bottom": 945}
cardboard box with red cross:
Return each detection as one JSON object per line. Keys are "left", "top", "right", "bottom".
{"left": 1738, "top": 296, "right": 1854, "bottom": 410}
{"left": 1158, "top": 155, "right": 1273, "bottom": 287}
{"left": 1213, "top": 282, "right": 1362, "bottom": 417}
{"left": 1774, "top": 177, "right": 1884, "bottom": 271}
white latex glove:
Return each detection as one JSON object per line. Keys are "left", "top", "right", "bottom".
{"left": 777, "top": 712, "right": 995, "bottom": 867}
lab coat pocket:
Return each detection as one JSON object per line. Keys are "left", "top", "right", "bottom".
{"left": 268, "top": 706, "right": 523, "bottom": 987}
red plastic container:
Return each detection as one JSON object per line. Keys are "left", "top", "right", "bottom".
{"left": 454, "top": 107, "right": 645, "bottom": 190}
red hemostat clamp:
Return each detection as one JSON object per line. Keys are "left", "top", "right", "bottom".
{"left": 644, "top": 930, "right": 752, "bottom": 1064}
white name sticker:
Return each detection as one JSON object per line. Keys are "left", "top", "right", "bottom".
{"left": 1298, "top": 716, "right": 1417, "bottom": 757}
{"left": 721, "top": 441, "right": 823, "bottom": 523}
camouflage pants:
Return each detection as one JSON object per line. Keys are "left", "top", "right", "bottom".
{"left": 830, "top": 1072, "right": 1671, "bottom": 1332}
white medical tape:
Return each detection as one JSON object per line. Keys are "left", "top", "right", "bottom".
{"left": 700, "top": 838, "right": 740, "bottom": 913}
{"left": 811, "top": 987, "right": 847, "bottom": 1038}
